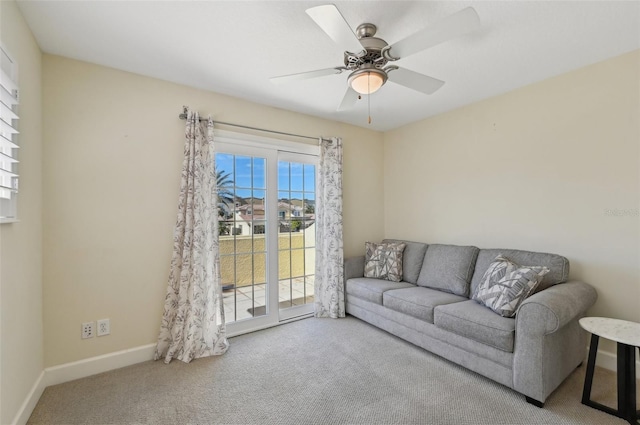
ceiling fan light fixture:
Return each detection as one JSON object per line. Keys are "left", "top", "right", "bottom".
{"left": 348, "top": 68, "right": 387, "bottom": 95}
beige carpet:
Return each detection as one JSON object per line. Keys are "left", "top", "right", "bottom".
{"left": 29, "top": 316, "right": 636, "bottom": 424}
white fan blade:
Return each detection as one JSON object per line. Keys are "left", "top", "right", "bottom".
{"left": 337, "top": 87, "right": 359, "bottom": 111}
{"left": 270, "top": 67, "right": 342, "bottom": 84}
{"left": 388, "top": 7, "right": 480, "bottom": 59}
{"left": 306, "top": 4, "right": 363, "bottom": 54}
{"left": 388, "top": 68, "right": 445, "bottom": 95}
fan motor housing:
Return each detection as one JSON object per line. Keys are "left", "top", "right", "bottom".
{"left": 344, "top": 23, "right": 390, "bottom": 70}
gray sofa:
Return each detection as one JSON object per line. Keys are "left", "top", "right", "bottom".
{"left": 344, "top": 240, "right": 597, "bottom": 406}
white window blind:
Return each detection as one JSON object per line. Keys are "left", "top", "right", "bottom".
{"left": 0, "top": 45, "right": 19, "bottom": 223}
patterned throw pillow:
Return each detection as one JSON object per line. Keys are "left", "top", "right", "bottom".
{"left": 472, "top": 255, "right": 550, "bottom": 318}
{"left": 364, "top": 242, "right": 407, "bottom": 282}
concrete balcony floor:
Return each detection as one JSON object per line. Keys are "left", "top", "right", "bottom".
{"left": 223, "top": 276, "right": 315, "bottom": 322}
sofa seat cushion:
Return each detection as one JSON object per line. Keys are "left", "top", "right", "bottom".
{"left": 346, "top": 278, "right": 415, "bottom": 305}
{"left": 383, "top": 287, "right": 468, "bottom": 324}
{"left": 417, "top": 244, "right": 479, "bottom": 297}
{"left": 434, "top": 300, "right": 516, "bottom": 352}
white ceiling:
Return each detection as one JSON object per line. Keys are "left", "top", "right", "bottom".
{"left": 16, "top": 0, "right": 640, "bottom": 131}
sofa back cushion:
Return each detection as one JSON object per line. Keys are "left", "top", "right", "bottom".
{"left": 382, "top": 239, "right": 428, "bottom": 284}
{"left": 416, "top": 244, "right": 480, "bottom": 297}
{"left": 470, "top": 249, "right": 570, "bottom": 296}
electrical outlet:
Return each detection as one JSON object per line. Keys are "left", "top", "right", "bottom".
{"left": 81, "top": 322, "right": 95, "bottom": 339}
{"left": 97, "top": 318, "right": 110, "bottom": 336}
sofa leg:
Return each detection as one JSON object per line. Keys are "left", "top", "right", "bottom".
{"left": 525, "top": 396, "right": 545, "bottom": 408}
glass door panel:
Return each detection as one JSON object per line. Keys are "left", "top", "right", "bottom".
{"left": 216, "top": 152, "right": 269, "bottom": 324}
{"left": 277, "top": 158, "right": 316, "bottom": 319}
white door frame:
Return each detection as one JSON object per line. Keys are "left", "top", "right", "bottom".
{"left": 215, "top": 133, "right": 319, "bottom": 336}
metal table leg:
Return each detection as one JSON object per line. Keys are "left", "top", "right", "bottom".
{"left": 582, "top": 334, "right": 639, "bottom": 424}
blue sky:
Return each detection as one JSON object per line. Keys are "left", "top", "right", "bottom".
{"left": 215, "top": 153, "right": 315, "bottom": 200}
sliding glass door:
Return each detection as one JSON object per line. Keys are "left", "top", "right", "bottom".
{"left": 215, "top": 137, "right": 318, "bottom": 334}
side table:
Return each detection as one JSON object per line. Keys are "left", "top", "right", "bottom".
{"left": 579, "top": 317, "right": 640, "bottom": 425}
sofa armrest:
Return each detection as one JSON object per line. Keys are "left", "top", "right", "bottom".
{"left": 513, "top": 280, "right": 597, "bottom": 403}
{"left": 516, "top": 281, "right": 597, "bottom": 335}
{"left": 344, "top": 256, "right": 365, "bottom": 280}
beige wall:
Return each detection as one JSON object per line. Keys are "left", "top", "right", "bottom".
{"left": 42, "top": 55, "right": 384, "bottom": 367}
{"left": 0, "top": 0, "right": 44, "bottom": 423}
{"left": 384, "top": 50, "right": 640, "bottom": 353}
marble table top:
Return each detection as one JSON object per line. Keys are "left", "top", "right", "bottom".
{"left": 579, "top": 317, "right": 640, "bottom": 347}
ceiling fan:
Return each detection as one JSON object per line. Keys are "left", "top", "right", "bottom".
{"left": 270, "top": 4, "right": 481, "bottom": 111}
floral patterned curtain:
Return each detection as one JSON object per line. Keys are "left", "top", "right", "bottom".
{"left": 314, "top": 137, "right": 345, "bottom": 318}
{"left": 154, "top": 108, "right": 229, "bottom": 363}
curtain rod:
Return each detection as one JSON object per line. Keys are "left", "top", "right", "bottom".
{"left": 178, "top": 113, "right": 331, "bottom": 143}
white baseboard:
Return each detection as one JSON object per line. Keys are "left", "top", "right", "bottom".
{"left": 12, "top": 371, "right": 46, "bottom": 425}
{"left": 12, "top": 343, "right": 156, "bottom": 424}
{"left": 589, "top": 347, "right": 640, "bottom": 379}
{"left": 45, "top": 343, "right": 157, "bottom": 386}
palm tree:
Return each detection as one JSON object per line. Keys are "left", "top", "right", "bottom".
{"left": 216, "top": 169, "right": 234, "bottom": 219}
